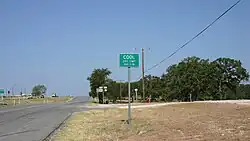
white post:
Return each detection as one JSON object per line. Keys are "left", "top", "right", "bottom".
{"left": 189, "top": 94, "right": 192, "bottom": 102}
{"left": 134, "top": 89, "right": 138, "bottom": 101}
{"left": 104, "top": 86, "right": 107, "bottom": 104}
{"left": 99, "top": 86, "right": 103, "bottom": 104}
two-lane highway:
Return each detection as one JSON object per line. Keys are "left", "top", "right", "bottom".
{"left": 0, "top": 96, "right": 89, "bottom": 141}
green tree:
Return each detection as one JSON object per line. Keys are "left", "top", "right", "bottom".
{"left": 212, "top": 58, "right": 249, "bottom": 99}
{"left": 159, "top": 56, "right": 249, "bottom": 101}
{"left": 106, "top": 80, "right": 120, "bottom": 103}
{"left": 87, "top": 68, "right": 111, "bottom": 104}
{"left": 32, "top": 84, "right": 47, "bottom": 96}
{"left": 88, "top": 56, "right": 250, "bottom": 104}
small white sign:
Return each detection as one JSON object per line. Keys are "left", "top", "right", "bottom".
{"left": 98, "top": 88, "right": 103, "bottom": 93}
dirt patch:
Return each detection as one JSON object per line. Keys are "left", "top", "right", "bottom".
{"left": 54, "top": 103, "right": 250, "bottom": 141}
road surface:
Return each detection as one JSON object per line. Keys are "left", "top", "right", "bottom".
{"left": 0, "top": 96, "right": 89, "bottom": 141}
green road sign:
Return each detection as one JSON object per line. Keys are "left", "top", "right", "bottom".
{"left": 0, "top": 89, "right": 4, "bottom": 94}
{"left": 119, "top": 53, "right": 139, "bottom": 68}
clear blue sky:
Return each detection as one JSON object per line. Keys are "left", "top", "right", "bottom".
{"left": 0, "top": 0, "right": 249, "bottom": 96}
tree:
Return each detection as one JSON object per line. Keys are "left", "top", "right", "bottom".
{"left": 143, "top": 75, "right": 162, "bottom": 101}
{"left": 161, "top": 57, "right": 207, "bottom": 101}
{"left": 87, "top": 68, "right": 111, "bottom": 104}
{"left": 212, "top": 58, "right": 249, "bottom": 99}
{"left": 88, "top": 56, "right": 250, "bottom": 103}
{"left": 32, "top": 84, "right": 47, "bottom": 96}
{"left": 159, "top": 56, "right": 249, "bottom": 101}
{"left": 106, "top": 80, "right": 120, "bottom": 103}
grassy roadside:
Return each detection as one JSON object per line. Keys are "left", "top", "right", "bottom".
{"left": 0, "top": 96, "right": 72, "bottom": 108}
{"left": 86, "top": 100, "right": 166, "bottom": 107}
{"left": 28, "top": 96, "right": 72, "bottom": 103}
{"left": 54, "top": 103, "right": 250, "bottom": 141}
{"left": 88, "top": 97, "right": 99, "bottom": 106}
{"left": 87, "top": 102, "right": 99, "bottom": 106}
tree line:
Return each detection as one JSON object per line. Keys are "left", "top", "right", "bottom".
{"left": 87, "top": 56, "right": 250, "bottom": 104}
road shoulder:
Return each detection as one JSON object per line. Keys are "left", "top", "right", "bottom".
{"left": 53, "top": 102, "right": 250, "bottom": 141}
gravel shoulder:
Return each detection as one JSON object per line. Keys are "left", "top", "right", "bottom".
{"left": 83, "top": 100, "right": 250, "bottom": 109}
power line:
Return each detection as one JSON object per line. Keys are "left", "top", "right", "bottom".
{"left": 136, "top": 0, "right": 241, "bottom": 80}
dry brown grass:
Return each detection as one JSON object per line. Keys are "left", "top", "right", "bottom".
{"left": 54, "top": 103, "right": 250, "bottom": 141}
{"left": 0, "top": 96, "right": 72, "bottom": 108}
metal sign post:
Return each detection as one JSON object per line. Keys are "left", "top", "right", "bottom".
{"left": 99, "top": 86, "right": 107, "bottom": 104}
{"left": 99, "top": 86, "right": 104, "bottom": 104}
{"left": 119, "top": 53, "right": 139, "bottom": 127}
{"left": 128, "top": 67, "right": 132, "bottom": 126}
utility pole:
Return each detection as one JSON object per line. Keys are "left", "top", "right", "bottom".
{"left": 141, "top": 48, "right": 145, "bottom": 101}
{"left": 134, "top": 47, "right": 150, "bottom": 102}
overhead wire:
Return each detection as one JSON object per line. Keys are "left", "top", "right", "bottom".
{"left": 136, "top": 0, "right": 242, "bottom": 81}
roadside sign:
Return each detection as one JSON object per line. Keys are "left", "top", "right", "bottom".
{"left": 119, "top": 53, "right": 140, "bottom": 127}
{"left": 96, "top": 88, "right": 103, "bottom": 93}
{"left": 119, "top": 53, "right": 139, "bottom": 68}
{"left": 0, "top": 89, "right": 4, "bottom": 95}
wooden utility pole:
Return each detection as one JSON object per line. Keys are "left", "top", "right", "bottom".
{"left": 134, "top": 47, "right": 150, "bottom": 102}
{"left": 142, "top": 48, "right": 145, "bottom": 101}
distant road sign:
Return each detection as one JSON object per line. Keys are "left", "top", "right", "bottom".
{"left": 96, "top": 88, "right": 103, "bottom": 93}
{"left": 0, "top": 89, "right": 4, "bottom": 94}
{"left": 119, "top": 53, "right": 139, "bottom": 68}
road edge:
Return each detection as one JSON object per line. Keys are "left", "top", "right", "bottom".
{"left": 40, "top": 113, "right": 73, "bottom": 141}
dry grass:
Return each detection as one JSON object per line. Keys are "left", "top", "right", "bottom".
{"left": 28, "top": 96, "right": 72, "bottom": 103}
{"left": 88, "top": 102, "right": 99, "bottom": 106}
{"left": 54, "top": 103, "right": 250, "bottom": 141}
{"left": 0, "top": 96, "right": 72, "bottom": 108}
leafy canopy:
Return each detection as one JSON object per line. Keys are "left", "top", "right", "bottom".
{"left": 88, "top": 56, "right": 250, "bottom": 102}
{"left": 32, "top": 84, "right": 47, "bottom": 96}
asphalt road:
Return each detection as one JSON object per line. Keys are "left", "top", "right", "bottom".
{"left": 0, "top": 96, "right": 89, "bottom": 141}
